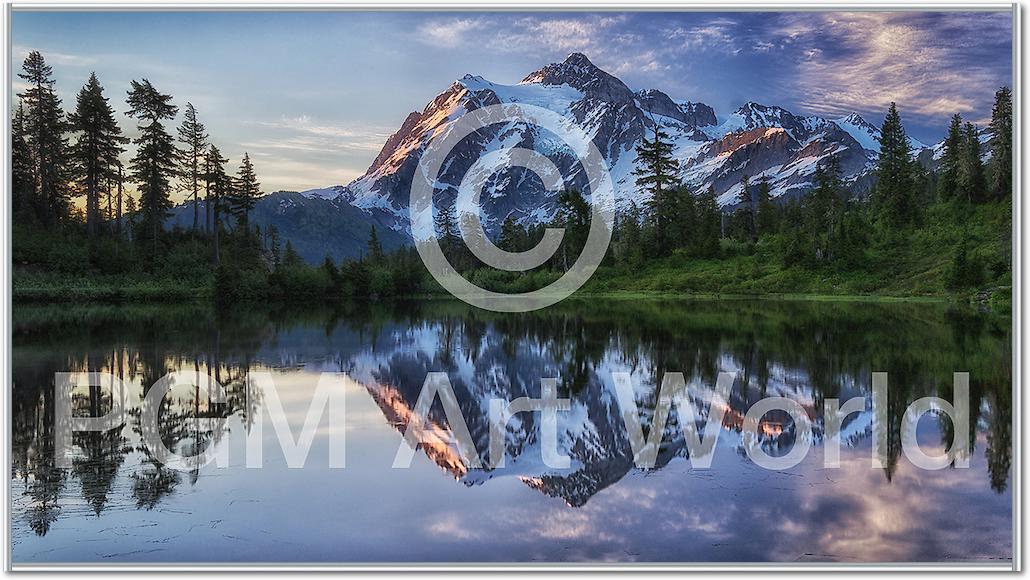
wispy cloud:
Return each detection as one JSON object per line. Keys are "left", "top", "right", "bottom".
{"left": 246, "top": 115, "right": 392, "bottom": 154}
{"left": 785, "top": 12, "right": 1011, "bottom": 122}
{"left": 12, "top": 44, "right": 96, "bottom": 67}
{"left": 417, "top": 18, "right": 486, "bottom": 49}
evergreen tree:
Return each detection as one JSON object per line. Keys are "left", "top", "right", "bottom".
{"left": 937, "top": 114, "right": 964, "bottom": 202}
{"left": 633, "top": 123, "right": 680, "bottom": 254}
{"left": 555, "top": 189, "right": 591, "bottom": 269}
{"left": 18, "top": 51, "right": 71, "bottom": 223}
{"left": 666, "top": 185, "right": 697, "bottom": 252}
{"left": 12, "top": 101, "right": 35, "bottom": 219}
{"left": 126, "top": 79, "right": 178, "bottom": 256}
{"left": 499, "top": 215, "right": 526, "bottom": 252}
{"left": 269, "top": 225, "right": 282, "bottom": 267}
{"left": 434, "top": 199, "right": 460, "bottom": 263}
{"left": 615, "top": 204, "right": 644, "bottom": 266}
{"left": 873, "top": 102, "right": 917, "bottom": 227}
{"left": 987, "top": 86, "right": 1012, "bottom": 199}
{"left": 733, "top": 176, "right": 756, "bottom": 242}
{"left": 958, "top": 122, "right": 986, "bottom": 203}
{"left": 204, "top": 144, "right": 230, "bottom": 265}
{"left": 694, "top": 186, "right": 721, "bottom": 257}
{"left": 367, "top": 225, "right": 384, "bottom": 263}
{"left": 68, "top": 73, "right": 125, "bottom": 238}
{"left": 231, "top": 152, "right": 260, "bottom": 227}
{"left": 755, "top": 177, "right": 778, "bottom": 236}
{"left": 282, "top": 240, "right": 303, "bottom": 268}
{"left": 321, "top": 255, "right": 341, "bottom": 291}
{"left": 177, "top": 102, "right": 208, "bottom": 231}
{"left": 804, "top": 156, "right": 845, "bottom": 262}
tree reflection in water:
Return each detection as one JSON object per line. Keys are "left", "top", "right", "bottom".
{"left": 10, "top": 298, "right": 1011, "bottom": 537}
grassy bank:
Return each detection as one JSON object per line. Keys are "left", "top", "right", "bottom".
{"left": 13, "top": 197, "right": 1011, "bottom": 310}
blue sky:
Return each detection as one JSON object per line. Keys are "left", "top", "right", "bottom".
{"left": 11, "top": 10, "right": 1013, "bottom": 197}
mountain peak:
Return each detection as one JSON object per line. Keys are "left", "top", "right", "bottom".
{"left": 520, "top": 52, "right": 633, "bottom": 103}
{"left": 838, "top": 112, "right": 875, "bottom": 129}
{"left": 563, "top": 52, "right": 594, "bottom": 67}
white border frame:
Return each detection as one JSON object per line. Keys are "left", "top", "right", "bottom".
{"left": 0, "top": 0, "right": 1021, "bottom": 572}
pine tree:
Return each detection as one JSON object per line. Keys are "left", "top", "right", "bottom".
{"left": 873, "top": 102, "right": 917, "bottom": 226}
{"left": 499, "top": 215, "right": 525, "bottom": 252}
{"left": 282, "top": 240, "right": 303, "bottom": 268}
{"left": 12, "top": 101, "right": 35, "bottom": 219}
{"left": 177, "top": 102, "right": 208, "bottom": 231}
{"left": 231, "top": 152, "right": 260, "bottom": 227}
{"left": 734, "top": 175, "right": 756, "bottom": 242}
{"left": 204, "top": 144, "right": 230, "bottom": 265}
{"left": 633, "top": 123, "right": 680, "bottom": 255}
{"left": 68, "top": 72, "right": 125, "bottom": 238}
{"left": 755, "top": 177, "right": 778, "bottom": 236}
{"left": 615, "top": 203, "right": 644, "bottom": 266}
{"left": 114, "top": 163, "right": 125, "bottom": 238}
{"left": 126, "top": 79, "right": 178, "bottom": 256}
{"left": 367, "top": 225, "right": 384, "bottom": 263}
{"left": 695, "top": 186, "right": 721, "bottom": 258}
{"left": 987, "top": 86, "right": 1012, "bottom": 199}
{"left": 805, "top": 156, "right": 845, "bottom": 262}
{"left": 937, "top": 114, "right": 963, "bottom": 202}
{"left": 18, "top": 51, "right": 71, "bottom": 223}
{"left": 555, "top": 189, "right": 590, "bottom": 269}
{"left": 434, "top": 199, "right": 460, "bottom": 262}
{"left": 958, "top": 122, "right": 986, "bottom": 203}
{"left": 667, "top": 185, "right": 697, "bottom": 252}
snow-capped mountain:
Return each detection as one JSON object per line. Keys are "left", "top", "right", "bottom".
{"left": 326, "top": 52, "right": 930, "bottom": 230}
{"left": 192, "top": 53, "right": 939, "bottom": 261}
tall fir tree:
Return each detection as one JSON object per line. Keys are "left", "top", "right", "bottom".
{"left": 694, "top": 186, "right": 721, "bottom": 258}
{"left": 367, "top": 225, "right": 384, "bottom": 263}
{"left": 734, "top": 175, "right": 756, "bottom": 242}
{"left": 937, "top": 114, "right": 964, "bottom": 202}
{"left": 555, "top": 189, "right": 590, "bottom": 269}
{"left": 873, "top": 102, "right": 917, "bottom": 226}
{"left": 434, "top": 199, "right": 460, "bottom": 263}
{"left": 126, "top": 79, "right": 178, "bottom": 256}
{"left": 12, "top": 101, "right": 35, "bottom": 218}
{"left": 67, "top": 72, "right": 125, "bottom": 238}
{"left": 18, "top": 51, "right": 71, "bottom": 223}
{"left": 958, "top": 122, "right": 986, "bottom": 203}
{"left": 204, "top": 144, "right": 230, "bottom": 265}
{"left": 177, "top": 102, "right": 208, "bottom": 231}
{"left": 804, "top": 156, "right": 845, "bottom": 262}
{"left": 231, "top": 152, "right": 260, "bottom": 227}
{"left": 633, "top": 123, "right": 680, "bottom": 255}
{"left": 755, "top": 176, "right": 778, "bottom": 236}
{"left": 987, "top": 86, "right": 1012, "bottom": 199}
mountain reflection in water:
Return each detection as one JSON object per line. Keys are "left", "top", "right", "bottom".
{"left": 11, "top": 299, "right": 1012, "bottom": 563}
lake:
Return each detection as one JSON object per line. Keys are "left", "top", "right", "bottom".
{"left": 10, "top": 298, "right": 1012, "bottom": 565}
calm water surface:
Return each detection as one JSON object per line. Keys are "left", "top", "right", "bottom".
{"left": 11, "top": 298, "right": 1012, "bottom": 564}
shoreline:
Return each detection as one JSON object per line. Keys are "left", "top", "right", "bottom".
{"left": 12, "top": 285, "right": 1007, "bottom": 308}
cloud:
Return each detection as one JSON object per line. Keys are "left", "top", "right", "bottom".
{"left": 779, "top": 12, "right": 1011, "bottom": 122}
{"left": 12, "top": 44, "right": 96, "bottom": 67}
{"left": 417, "top": 18, "right": 486, "bottom": 49}
{"left": 662, "top": 17, "right": 740, "bottom": 53}
{"left": 247, "top": 115, "right": 392, "bottom": 154}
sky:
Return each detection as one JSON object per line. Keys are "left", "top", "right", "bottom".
{"left": 11, "top": 10, "right": 1013, "bottom": 200}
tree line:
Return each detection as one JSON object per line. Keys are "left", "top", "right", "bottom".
{"left": 12, "top": 48, "right": 1014, "bottom": 301}
{"left": 605, "top": 89, "right": 1013, "bottom": 291}
{"left": 13, "top": 51, "right": 262, "bottom": 271}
